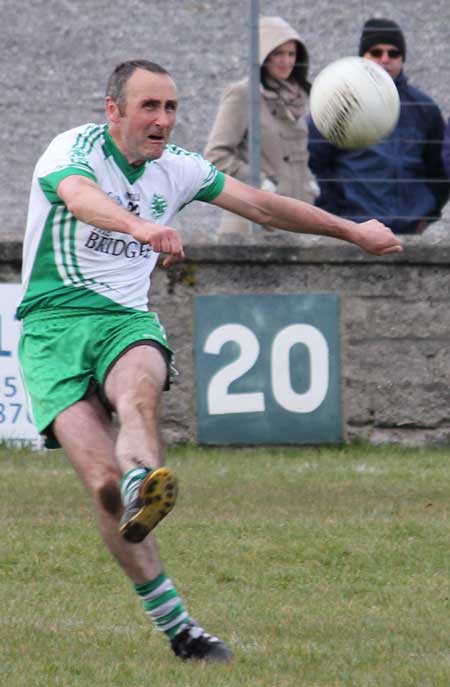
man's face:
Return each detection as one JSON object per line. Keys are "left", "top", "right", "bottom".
{"left": 363, "top": 43, "right": 403, "bottom": 79}
{"left": 107, "top": 69, "right": 178, "bottom": 165}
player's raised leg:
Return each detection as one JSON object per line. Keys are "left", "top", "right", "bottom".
{"left": 103, "top": 344, "right": 178, "bottom": 543}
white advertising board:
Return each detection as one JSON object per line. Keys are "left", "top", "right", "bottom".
{"left": 0, "top": 283, "right": 43, "bottom": 449}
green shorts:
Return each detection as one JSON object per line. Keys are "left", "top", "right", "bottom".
{"left": 19, "top": 308, "right": 173, "bottom": 448}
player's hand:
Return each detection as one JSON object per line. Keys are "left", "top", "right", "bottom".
{"left": 132, "top": 222, "right": 185, "bottom": 267}
{"left": 353, "top": 220, "right": 403, "bottom": 256}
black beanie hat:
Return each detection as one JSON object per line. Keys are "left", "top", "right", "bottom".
{"left": 359, "top": 18, "right": 406, "bottom": 60}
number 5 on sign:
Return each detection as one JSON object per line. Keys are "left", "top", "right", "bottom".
{"left": 0, "top": 284, "right": 43, "bottom": 449}
{"left": 195, "top": 294, "right": 342, "bottom": 445}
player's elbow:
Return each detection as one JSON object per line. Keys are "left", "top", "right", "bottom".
{"left": 249, "top": 190, "right": 277, "bottom": 225}
{"left": 252, "top": 207, "right": 274, "bottom": 225}
{"left": 62, "top": 192, "right": 95, "bottom": 223}
{"left": 60, "top": 192, "right": 80, "bottom": 215}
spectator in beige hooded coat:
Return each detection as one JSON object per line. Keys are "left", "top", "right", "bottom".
{"left": 204, "top": 15, "right": 317, "bottom": 234}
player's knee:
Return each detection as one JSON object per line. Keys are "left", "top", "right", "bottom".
{"left": 123, "top": 373, "right": 161, "bottom": 415}
{"left": 136, "top": 371, "right": 161, "bottom": 399}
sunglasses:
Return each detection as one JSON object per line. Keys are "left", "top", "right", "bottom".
{"left": 368, "top": 48, "right": 402, "bottom": 59}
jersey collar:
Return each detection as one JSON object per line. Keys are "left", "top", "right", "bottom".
{"left": 103, "top": 126, "right": 148, "bottom": 184}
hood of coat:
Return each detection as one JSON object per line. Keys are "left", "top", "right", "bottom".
{"left": 259, "top": 15, "right": 309, "bottom": 70}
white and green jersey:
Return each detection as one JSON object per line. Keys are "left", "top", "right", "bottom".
{"left": 17, "top": 124, "right": 225, "bottom": 319}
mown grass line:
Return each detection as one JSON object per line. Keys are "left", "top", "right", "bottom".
{"left": 1, "top": 443, "right": 449, "bottom": 686}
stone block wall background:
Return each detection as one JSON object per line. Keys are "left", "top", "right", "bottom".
{"left": 150, "top": 233, "right": 450, "bottom": 447}
{"left": 3, "top": 233, "right": 447, "bottom": 448}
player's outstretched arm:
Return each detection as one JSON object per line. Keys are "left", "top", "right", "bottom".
{"left": 212, "top": 175, "right": 403, "bottom": 256}
{"left": 57, "top": 175, "right": 184, "bottom": 266}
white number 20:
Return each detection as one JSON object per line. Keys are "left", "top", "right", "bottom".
{"left": 204, "top": 323, "right": 329, "bottom": 415}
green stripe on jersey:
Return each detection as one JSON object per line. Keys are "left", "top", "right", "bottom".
{"left": 73, "top": 124, "right": 104, "bottom": 154}
{"left": 194, "top": 169, "right": 225, "bottom": 202}
{"left": 39, "top": 167, "right": 96, "bottom": 203}
{"left": 56, "top": 207, "right": 86, "bottom": 288}
{"left": 17, "top": 205, "right": 130, "bottom": 318}
{"left": 38, "top": 125, "right": 105, "bottom": 202}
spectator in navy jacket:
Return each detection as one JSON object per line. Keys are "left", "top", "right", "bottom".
{"left": 442, "top": 117, "right": 450, "bottom": 179}
{"left": 308, "top": 18, "right": 450, "bottom": 234}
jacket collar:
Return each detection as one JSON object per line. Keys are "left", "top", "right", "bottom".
{"left": 394, "top": 70, "right": 407, "bottom": 89}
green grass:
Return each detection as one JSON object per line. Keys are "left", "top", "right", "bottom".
{"left": 1, "top": 443, "right": 450, "bottom": 686}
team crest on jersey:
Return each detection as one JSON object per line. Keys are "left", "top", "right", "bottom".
{"left": 151, "top": 194, "right": 168, "bottom": 219}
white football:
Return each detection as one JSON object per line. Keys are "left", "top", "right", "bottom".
{"left": 310, "top": 56, "right": 400, "bottom": 149}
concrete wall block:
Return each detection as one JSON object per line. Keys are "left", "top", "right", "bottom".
{"left": 197, "top": 263, "right": 307, "bottom": 294}
{"left": 303, "top": 264, "right": 450, "bottom": 299}
{"left": 432, "top": 347, "right": 450, "bottom": 381}
{"left": 372, "top": 384, "right": 450, "bottom": 427}
{"left": 343, "top": 298, "right": 450, "bottom": 339}
{"left": 344, "top": 341, "right": 435, "bottom": 385}
{"left": 343, "top": 380, "right": 375, "bottom": 426}
{"left": 305, "top": 264, "right": 399, "bottom": 296}
{"left": 161, "top": 385, "right": 195, "bottom": 444}
{"left": 359, "top": 427, "right": 450, "bottom": 448}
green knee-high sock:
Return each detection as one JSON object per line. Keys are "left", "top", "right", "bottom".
{"left": 135, "top": 573, "right": 191, "bottom": 639}
{"left": 120, "top": 467, "right": 151, "bottom": 506}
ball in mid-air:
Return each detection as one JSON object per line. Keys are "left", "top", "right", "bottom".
{"left": 309, "top": 56, "right": 400, "bottom": 149}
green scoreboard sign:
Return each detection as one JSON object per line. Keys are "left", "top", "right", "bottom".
{"left": 194, "top": 294, "right": 342, "bottom": 445}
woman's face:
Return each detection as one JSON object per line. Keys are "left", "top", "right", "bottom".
{"left": 265, "top": 40, "right": 298, "bottom": 81}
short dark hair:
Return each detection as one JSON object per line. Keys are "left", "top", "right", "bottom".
{"left": 106, "top": 60, "right": 170, "bottom": 113}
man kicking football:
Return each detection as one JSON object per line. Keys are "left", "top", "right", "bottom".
{"left": 17, "top": 59, "right": 402, "bottom": 663}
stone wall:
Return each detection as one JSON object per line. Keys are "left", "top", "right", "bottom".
{"left": 5, "top": 233, "right": 449, "bottom": 447}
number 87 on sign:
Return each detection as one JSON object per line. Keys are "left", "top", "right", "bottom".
{"left": 194, "top": 294, "right": 342, "bottom": 445}
{"left": 0, "top": 284, "right": 43, "bottom": 448}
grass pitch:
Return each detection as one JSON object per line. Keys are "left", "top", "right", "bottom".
{"left": 1, "top": 443, "right": 450, "bottom": 686}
